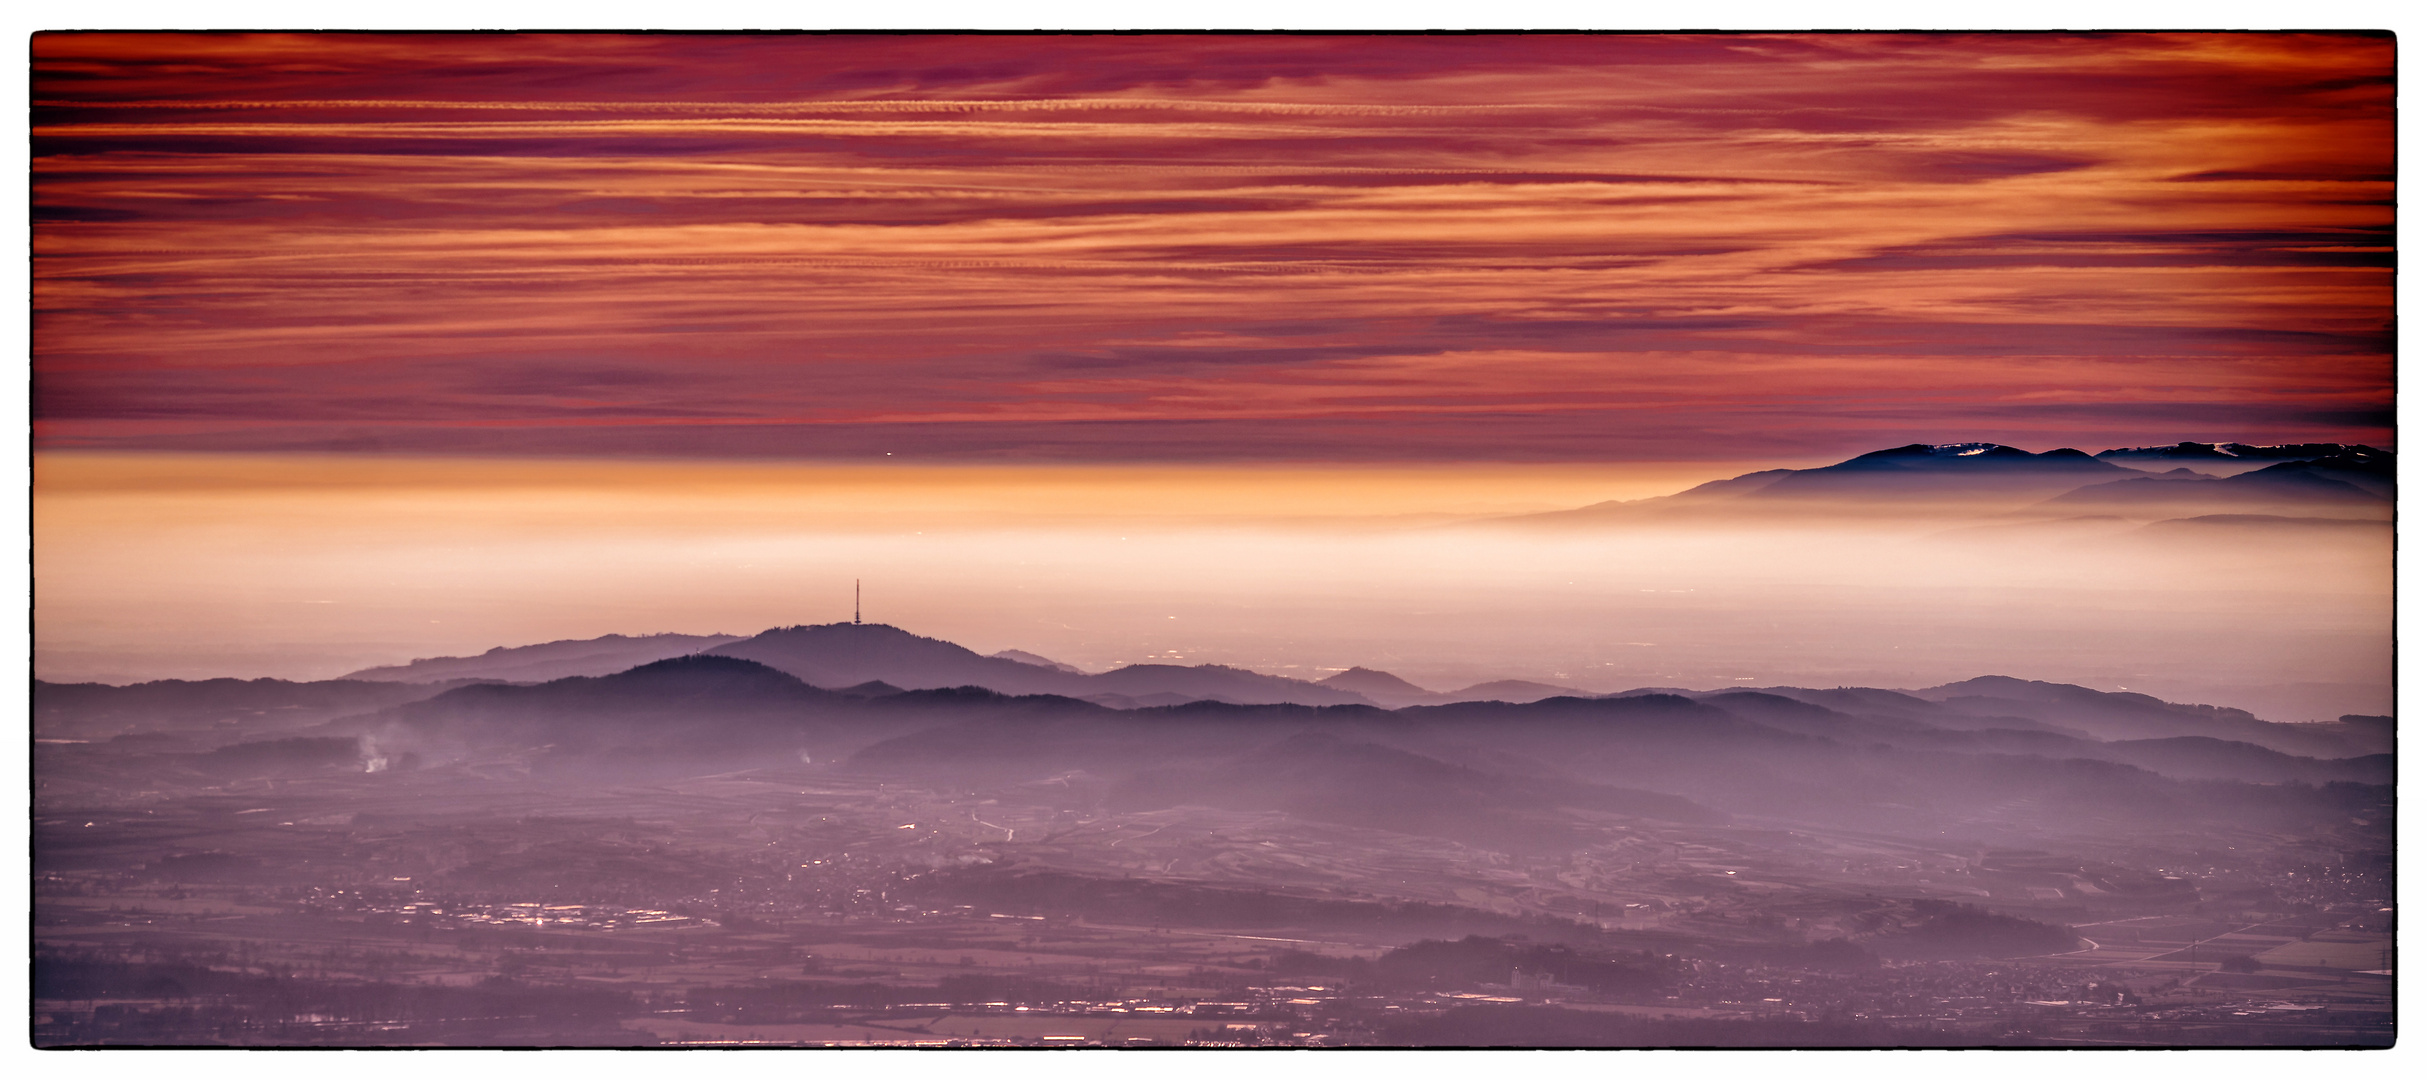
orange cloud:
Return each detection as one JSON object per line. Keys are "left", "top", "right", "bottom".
{"left": 33, "top": 32, "right": 2392, "bottom": 461}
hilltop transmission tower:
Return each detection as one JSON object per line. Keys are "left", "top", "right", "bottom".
{"left": 854, "top": 579, "right": 861, "bottom": 625}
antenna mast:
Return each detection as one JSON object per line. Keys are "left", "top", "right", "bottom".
{"left": 854, "top": 579, "right": 861, "bottom": 625}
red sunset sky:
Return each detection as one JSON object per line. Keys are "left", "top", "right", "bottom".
{"left": 32, "top": 32, "right": 2395, "bottom": 463}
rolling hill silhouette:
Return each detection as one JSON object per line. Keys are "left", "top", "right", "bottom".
{"left": 1314, "top": 667, "right": 1590, "bottom": 706}
{"left": 1317, "top": 666, "right": 1442, "bottom": 706}
{"left": 708, "top": 622, "right": 1373, "bottom": 707}
{"left": 341, "top": 632, "right": 744, "bottom": 683}
{"left": 49, "top": 633, "right": 2386, "bottom": 853}
{"left": 2043, "top": 450, "right": 2391, "bottom": 515}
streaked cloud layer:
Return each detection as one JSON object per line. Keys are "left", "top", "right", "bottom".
{"left": 33, "top": 33, "right": 2393, "bottom": 460}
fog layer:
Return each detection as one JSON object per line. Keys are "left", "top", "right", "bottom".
{"left": 34, "top": 453, "right": 2388, "bottom": 721}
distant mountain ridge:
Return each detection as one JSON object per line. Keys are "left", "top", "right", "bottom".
{"left": 1509, "top": 441, "right": 2389, "bottom": 524}
{"left": 326, "top": 623, "right": 1367, "bottom": 708}
{"left": 103, "top": 615, "right": 2387, "bottom": 748}
{"left": 1748, "top": 443, "right": 2130, "bottom": 499}
{"left": 1317, "top": 667, "right": 1442, "bottom": 706}
{"left": 991, "top": 649, "right": 1087, "bottom": 674}
{"left": 341, "top": 632, "right": 744, "bottom": 684}
{"left": 314, "top": 646, "right": 2387, "bottom": 773}
{"left": 32, "top": 676, "right": 486, "bottom": 742}
{"left": 53, "top": 641, "right": 2391, "bottom": 850}
{"left": 2043, "top": 450, "right": 2392, "bottom": 512}
{"left": 59, "top": 650, "right": 2373, "bottom": 767}
{"left": 1317, "top": 667, "right": 1593, "bottom": 707}
{"left": 708, "top": 622, "right": 1375, "bottom": 708}
{"left": 2095, "top": 441, "right": 2390, "bottom": 464}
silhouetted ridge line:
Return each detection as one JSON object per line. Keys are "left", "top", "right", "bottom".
{"left": 707, "top": 621, "right": 1375, "bottom": 707}
{"left": 1497, "top": 440, "right": 2394, "bottom": 529}
{"left": 341, "top": 631, "right": 744, "bottom": 683}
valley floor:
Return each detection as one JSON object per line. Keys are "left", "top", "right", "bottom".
{"left": 33, "top": 761, "right": 2393, "bottom": 1048}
